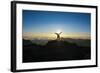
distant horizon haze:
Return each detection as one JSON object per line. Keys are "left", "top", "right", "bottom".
{"left": 23, "top": 32, "right": 90, "bottom": 40}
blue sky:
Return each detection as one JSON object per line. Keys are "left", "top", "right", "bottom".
{"left": 22, "top": 10, "right": 91, "bottom": 39}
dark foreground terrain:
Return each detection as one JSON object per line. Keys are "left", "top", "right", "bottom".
{"left": 23, "top": 39, "right": 91, "bottom": 63}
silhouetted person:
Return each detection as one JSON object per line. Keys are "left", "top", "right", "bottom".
{"left": 55, "top": 32, "right": 62, "bottom": 40}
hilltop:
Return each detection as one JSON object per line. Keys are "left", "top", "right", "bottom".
{"left": 23, "top": 39, "right": 90, "bottom": 62}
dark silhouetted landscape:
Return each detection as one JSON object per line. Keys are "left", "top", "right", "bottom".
{"left": 23, "top": 39, "right": 91, "bottom": 63}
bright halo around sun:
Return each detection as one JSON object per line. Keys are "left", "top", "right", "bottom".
{"left": 56, "top": 30, "right": 62, "bottom": 33}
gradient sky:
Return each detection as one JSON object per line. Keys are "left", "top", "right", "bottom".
{"left": 23, "top": 10, "right": 91, "bottom": 39}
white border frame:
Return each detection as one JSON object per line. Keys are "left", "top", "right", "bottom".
{"left": 15, "top": 2, "right": 97, "bottom": 70}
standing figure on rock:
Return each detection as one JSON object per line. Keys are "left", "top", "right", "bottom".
{"left": 55, "top": 32, "right": 62, "bottom": 40}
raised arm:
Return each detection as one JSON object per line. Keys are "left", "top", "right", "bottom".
{"left": 55, "top": 33, "right": 58, "bottom": 35}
